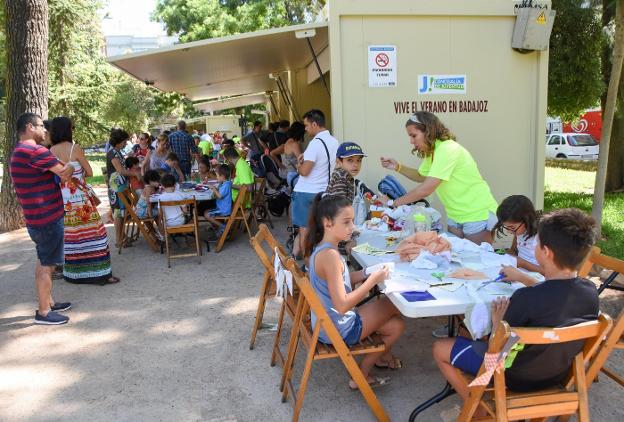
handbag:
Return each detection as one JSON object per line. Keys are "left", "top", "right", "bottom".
{"left": 84, "top": 182, "right": 101, "bottom": 207}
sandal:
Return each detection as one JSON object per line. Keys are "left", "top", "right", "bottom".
{"left": 98, "top": 276, "right": 121, "bottom": 286}
{"left": 349, "top": 376, "right": 391, "bottom": 391}
{"left": 375, "top": 357, "right": 403, "bottom": 370}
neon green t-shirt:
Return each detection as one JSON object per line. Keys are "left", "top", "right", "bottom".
{"left": 418, "top": 139, "right": 498, "bottom": 223}
{"left": 233, "top": 158, "right": 254, "bottom": 203}
{"left": 198, "top": 140, "right": 213, "bottom": 156}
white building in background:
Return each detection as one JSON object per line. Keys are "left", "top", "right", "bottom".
{"left": 104, "top": 35, "right": 178, "bottom": 57}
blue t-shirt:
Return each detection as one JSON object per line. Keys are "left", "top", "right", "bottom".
{"left": 161, "top": 163, "right": 180, "bottom": 182}
{"left": 216, "top": 181, "right": 232, "bottom": 216}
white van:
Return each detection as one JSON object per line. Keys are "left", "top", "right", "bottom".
{"left": 545, "top": 133, "right": 599, "bottom": 160}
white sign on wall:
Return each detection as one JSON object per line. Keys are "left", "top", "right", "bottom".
{"left": 418, "top": 74, "right": 467, "bottom": 94}
{"left": 368, "top": 45, "right": 397, "bottom": 88}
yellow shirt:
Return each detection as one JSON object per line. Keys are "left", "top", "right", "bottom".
{"left": 418, "top": 139, "right": 497, "bottom": 223}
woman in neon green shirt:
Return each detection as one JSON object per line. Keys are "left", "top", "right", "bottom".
{"left": 380, "top": 111, "right": 498, "bottom": 244}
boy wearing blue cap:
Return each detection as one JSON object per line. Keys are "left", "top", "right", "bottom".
{"left": 326, "top": 141, "right": 366, "bottom": 202}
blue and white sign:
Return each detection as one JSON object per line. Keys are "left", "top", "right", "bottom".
{"left": 418, "top": 75, "right": 467, "bottom": 95}
{"left": 368, "top": 45, "right": 397, "bottom": 88}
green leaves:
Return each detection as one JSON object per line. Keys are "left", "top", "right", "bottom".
{"left": 548, "top": 0, "right": 605, "bottom": 121}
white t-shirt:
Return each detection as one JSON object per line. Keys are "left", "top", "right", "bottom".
{"left": 294, "top": 130, "right": 339, "bottom": 193}
{"left": 517, "top": 234, "right": 539, "bottom": 266}
{"left": 200, "top": 133, "right": 212, "bottom": 142}
{"left": 159, "top": 191, "right": 186, "bottom": 227}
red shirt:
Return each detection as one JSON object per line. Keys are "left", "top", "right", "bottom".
{"left": 10, "top": 142, "right": 64, "bottom": 226}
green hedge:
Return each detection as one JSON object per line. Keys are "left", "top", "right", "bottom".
{"left": 545, "top": 158, "right": 598, "bottom": 172}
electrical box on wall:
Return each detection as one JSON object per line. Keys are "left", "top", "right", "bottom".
{"left": 512, "top": 8, "right": 556, "bottom": 51}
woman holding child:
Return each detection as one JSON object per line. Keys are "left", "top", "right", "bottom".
{"left": 49, "top": 117, "right": 120, "bottom": 285}
{"left": 381, "top": 111, "right": 498, "bottom": 244}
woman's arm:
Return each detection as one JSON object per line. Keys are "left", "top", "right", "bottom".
{"left": 380, "top": 157, "right": 425, "bottom": 182}
{"left": 317, "top": 249, "right": 387, "bottom": 314}
{"left": 393, "top": 176, "right": 442, "bottom": 207}
{"left": 111, "top": 157, "right": 138, "bottom": 177}
{"left": 74, "top": 145, "right": 93, "bottom": 178}
{"left": 142, "top": 150, "right": 151, "bottom": 174}
{"left": 174, "top": 164, "right": 185, "bottom": 182}
{"left": 270, "top": 144, "right": 286, "bottom": 169}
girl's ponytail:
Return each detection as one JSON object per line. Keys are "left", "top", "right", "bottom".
{"left": 304, "top": 193, "right": 352, "bottom": 258}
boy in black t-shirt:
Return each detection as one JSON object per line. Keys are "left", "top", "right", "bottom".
{"left": 432, "top": 208, "right": 599, "bottom": 408}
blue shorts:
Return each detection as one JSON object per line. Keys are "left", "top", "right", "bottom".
{"left": 27, "top": 217, "right": 65, "bottom": 267}
{"left": 291, "top": 191, "right": 318, "bottom": 228}
{"left": 207, "top": 210, "right": 228, "bottom": 217}
{"left": 447, "top": 211, "right": 497, "bottom": 236}
{"left": 450, "top": 336, "right": 487, "bottom": 375}
{"left": 343, "top": 313, "right": 364, "bottom": 346}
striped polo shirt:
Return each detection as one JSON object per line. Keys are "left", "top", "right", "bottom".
{"left": 10, "top": 142, "right": 64, "bottom": 227}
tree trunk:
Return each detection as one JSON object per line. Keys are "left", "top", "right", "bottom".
{"left": 603, "top": 0, "right": 624, "bottom": 192}
{"left": 592, "top": 0, "right": 624, "bottom": 234}
{"left": 0, "top": 0, "right": 49, "bottom": 232}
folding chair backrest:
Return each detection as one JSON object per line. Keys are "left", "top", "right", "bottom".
{"left": 117, "top": 188, "right": 159, "bottom": 252}
{"left": 250, "top": 223, "right": 286, "bottom": 275}
{"left": 159, "top": 198, "right": 196, "bottom": 229}
{"left": 579, "top": 246, "right": 624, "bottom": 277}
{"left": 586, "top": 309, "right": 624, "bottom": 387}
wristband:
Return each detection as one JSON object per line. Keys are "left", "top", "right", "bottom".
{"left": 396, "top": 162, "right": 402, "bottom": 173}
{"left": 386, "top": 199, "right": 394, "bottom": 207}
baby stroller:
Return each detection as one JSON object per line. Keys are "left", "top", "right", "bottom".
{"left": 252, "top": 155, "right": 290, "bottom": 227}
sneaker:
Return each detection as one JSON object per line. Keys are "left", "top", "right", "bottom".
{"left": 51, "top": 302, "right": 72, "bottom": 312}
{"left": 34, "top": 310, "right": 69, "bottom": 325}
{"left": 432, "top": 325, "right": 449, "bottom": 338}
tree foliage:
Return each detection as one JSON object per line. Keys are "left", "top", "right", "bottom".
{"left": 548, "top": 0, "right": 605, "bottom": 121}
{"left": 153, "top": 0, "right": 326, "bottom": 42}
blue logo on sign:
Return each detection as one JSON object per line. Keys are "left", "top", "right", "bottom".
{"left": 418, "top": 75, "right": 428, "bottom": 93}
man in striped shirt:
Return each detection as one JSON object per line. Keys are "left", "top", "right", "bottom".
{"left": 9, "top": 113, "right": 74, "bottom": 325}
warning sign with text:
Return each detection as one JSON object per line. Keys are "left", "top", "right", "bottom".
{"left": 368, "top": 45, "right": 397, "bottom": 88}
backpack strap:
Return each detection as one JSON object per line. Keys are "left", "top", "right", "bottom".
{"left": 314, "top": 137, "right": 331, "bottom": 184}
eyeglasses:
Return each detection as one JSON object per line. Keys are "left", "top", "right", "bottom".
{"left": 502, "top": 223, "right": 523, "bottom": 233}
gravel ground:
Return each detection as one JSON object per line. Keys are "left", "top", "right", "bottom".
{"left": 1, "top": 189, "right": 622, "bottom": 421}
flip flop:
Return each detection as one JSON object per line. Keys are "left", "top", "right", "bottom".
{"left": 98, "top": 276, "right": 121, "bottom": 286}
{"left": 349, "top": 376, "right": 391, "bottom": 391}
{"left": 374, "top": 357, "right": 403, "bottom": 370}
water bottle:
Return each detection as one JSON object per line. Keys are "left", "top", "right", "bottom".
{"left": 412, "top": 213, "right": 427, "bottom": 233}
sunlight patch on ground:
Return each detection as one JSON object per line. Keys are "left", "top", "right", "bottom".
{"left": 149, "top": 318, "right": 202, "bottom": 336}
{"left": 0, "top": 363, "right": 82, "bottom": 419}
{"left": 221, "top": 297, "right": 259, "bottom": 315}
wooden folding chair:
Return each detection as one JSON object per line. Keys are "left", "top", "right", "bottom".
{"left": 117, "top": 188, "right": 159, "bottom": 253}
{"left": 214, "top": 185, "right": 254, "bottom": 253}
{"left": 252, "top": 177, "right": 273, "bottom": 229}
{"left": 280, "top": 258, "right": 389, "bottom": 422}
{"left": 160, "top": 198, "right": 202, "bottom": 267}
{"left": 586, "top": 309, "right": 624, "bottom": 388}
{"left": 579, "top": 246, "right": 624, "bottom": 294}
{"left": 248, "top": 223, "right": 290, "bottom": 350}
{"left": 458, "top": 314, "right": 613, "bottom": 422}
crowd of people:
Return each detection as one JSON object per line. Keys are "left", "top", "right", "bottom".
{"left": 9, "top": 108, "right": 602, "bottom": 411}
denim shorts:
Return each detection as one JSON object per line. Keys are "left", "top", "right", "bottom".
{"left": 450, "top": 336, "right": 487, "bottom": 375}
{"left": 343, "top": 313, "right": 364, "bottom": 346}
{"left": 291, "top": 191, "right": 318, "bottom": 228}
{"left": 27, "top": 217, "right": 64, "bottom": 267}
{"left": 447, "top": 211, "right": 497, "bottom": 236}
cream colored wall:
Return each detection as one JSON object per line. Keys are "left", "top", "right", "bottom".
{"left": 329, "top": 0, "right": 549, "bottom": 211}
{"left": 291, "top": 67, "right": 332, "bottom": 131}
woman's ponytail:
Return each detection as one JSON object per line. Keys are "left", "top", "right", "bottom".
{"left": 304, "top": 193, "right": 352, "bottom": 258}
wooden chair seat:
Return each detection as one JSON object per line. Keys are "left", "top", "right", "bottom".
{"left": 281, "top": 258, "right": 390, "bottom": 422}
{"left": 160, "top": 198, "right": 201, "bottom": 267}
{"left": 458, "top": 314, "right": 613, "bottom": 422}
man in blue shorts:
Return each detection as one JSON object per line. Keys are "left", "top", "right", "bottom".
{"left": 9, "top": 113, "right": 74, "bottom": 325}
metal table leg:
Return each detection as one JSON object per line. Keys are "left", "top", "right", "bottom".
{"left": 408, "top": 315, "right": 458, "bottom": 421}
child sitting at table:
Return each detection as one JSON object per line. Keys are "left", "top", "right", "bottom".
{"left": 126, "top": 156, "right": 144, "bottom": 195}
{"left": 492, "top": 195, "right": 543, "bottom": 274}
{"left": 197, "top": 155, "right": 215, "bottom": 183}
{"left": 161, "top": 152, "right": 185, "bottom": 183}
{"left": 158, "top": 173, "right": 188, "bottom": 229}
{"left": 433, "top": 208, "right": 599, "bottom": 413}
{"left": 306, "top": 193, "right": 405, "bottom": 390}
{"left": 203, "top": 164, "right": 232, "bottom": 239}
{"left": 135, "top": 170, "right": 161, "bottom": 220}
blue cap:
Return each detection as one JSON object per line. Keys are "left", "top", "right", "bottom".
{"left": 336, "top": 142, "right": 366, "bottom": 158}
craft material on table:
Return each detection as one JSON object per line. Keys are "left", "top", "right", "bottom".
{"left": 401, "top": 291, "right": 436, "bottom": 302}
{"left": 383, "top": 274, "right": 429, "bottom": 294}
{"left": 396, "top": 231, "right": 452, "bottom": 262}
{"left": 352, "top": 242, "right": 394, "bottom": 256}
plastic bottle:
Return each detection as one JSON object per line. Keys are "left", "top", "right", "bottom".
{"left": 412, "top": 213, "right": 427, "bottom": 233}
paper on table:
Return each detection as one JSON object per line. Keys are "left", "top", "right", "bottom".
{"left": 352, "top": 243, "right": 394, "bottom": 256}
{"left": 383, "top": 274, "right": 429, "bottom": 294}
{"left": 483, "top": 282, "right": 518, "bottom": 296}
{"left": 365, "top": 262, "right": 395, "bottom": 276}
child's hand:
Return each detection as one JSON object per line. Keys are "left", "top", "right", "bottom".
{"left": 368, "top": 265, "right": 390, "bottom": 285}
{"left": 499, "top": 265, "right": 525, "bottom": 283}
{"left": 297, "top": 154, "right": 304, "bottom": 165}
